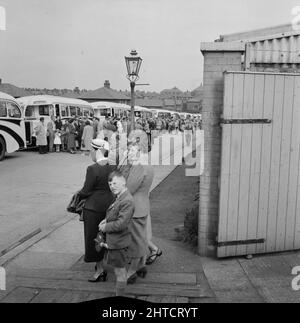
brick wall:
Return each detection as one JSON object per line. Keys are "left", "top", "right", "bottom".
{"left": 198, "top": 47, "right": 243, "bottom": 256}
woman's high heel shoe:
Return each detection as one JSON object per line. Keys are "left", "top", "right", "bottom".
{"left": 136, "top": 267, "right": 147, "bottom": 278}
{"left": 146, "top": 249, "right": 162, "bottom": 265}
{"left": 127, "top": 273, "right": 138, "bottom": 285}
{"left": 88, "top": 271, "right": 107, "bottom": 283}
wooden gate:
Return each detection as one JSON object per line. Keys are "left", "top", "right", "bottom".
{"left": 217, "top": 71, "right": 300, "bottom": 258}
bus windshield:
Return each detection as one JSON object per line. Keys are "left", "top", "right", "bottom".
{"left": 7, "top": 102, "right": 21, "bottom": 118}
{"left": 0, "top": 101, "right": 6, "bottom": 117}
{"left": 0, "top": 101, "right": 21, "bottom": 118}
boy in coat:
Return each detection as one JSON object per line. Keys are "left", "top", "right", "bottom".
{"left": 99, "top": 171, "right": 134, "bottom": 296}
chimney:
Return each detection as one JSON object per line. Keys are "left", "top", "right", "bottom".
{"left": 104, "top": 80, "right": 110, "bottom": 89}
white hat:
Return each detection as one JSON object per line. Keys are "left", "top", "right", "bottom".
{"left": 91, "top": 139, "right": 110, "bottom": 151}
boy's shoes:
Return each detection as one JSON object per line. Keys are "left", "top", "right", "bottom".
{"left": 88, "top": 271, "right": 107, "bottom": 283}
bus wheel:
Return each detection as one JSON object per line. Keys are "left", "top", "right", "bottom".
{"left": 0, "top": 136, "right": 6, "bottom": 161}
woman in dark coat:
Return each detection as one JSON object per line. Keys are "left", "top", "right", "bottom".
{"left": 67, "top": 119, "right": 77, "bottom": 154}
{"left": 78, "top": 138, "right": 115, "bottom": 282}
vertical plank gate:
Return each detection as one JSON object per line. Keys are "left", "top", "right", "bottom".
{"left": 217, "top": 71, "right": 300, "bottom": 258}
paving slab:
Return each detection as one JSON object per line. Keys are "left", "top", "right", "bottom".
{"left": 30, "top": 289, "right": 66, "bottom": 303}
{"left": 160, "top": 295, "right": 188, "bottom": 303}
{"left": 26, "top": 218, "right": 84, "bottom": 254}
{"left": 280, "top": 251, "right": 300, "bottom": 269}
{"left": 56, "top": 290, "right": 92, "bottom": 303}
{"left": 0, "top": 215, "right": 76, "bottom": 268}
{"left": 6, "top": 251, "right": 82, "bottom": 271}
{"left": 144, "top": 238, "right": 203, "bottom": 274}
{"left": 5, "top": 218, "right": 84, "bottom": 271}
{"left": 1, "top": 287, "right": 38, "bottom": 303}
{"left": 146, "top": 295, "right": 164, "bottom": 303}
{"left": 9, "top": 276, "right": 206, "bottom": 299}
{"left": 201, "top": 257, "right": 265, "bottom": 303}
{"left": 11, "top": 269, "right": 197, "bottom": 285}
{"left": 238, "top": 255, "right": 300, "bottom": 303}
{"left": 85, "top": 292, "right": 115, "bottom": 302}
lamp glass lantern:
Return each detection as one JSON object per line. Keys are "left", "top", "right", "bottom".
{"left": 125, "top": 50, "right": 143, "bottom": 83}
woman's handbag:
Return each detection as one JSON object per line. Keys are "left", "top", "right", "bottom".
{"left": 67, "top": 192, "right": 86, "bottom": 215}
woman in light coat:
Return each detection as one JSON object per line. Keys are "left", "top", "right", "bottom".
{"left": 34, "top": 117, "right": 47, "bottom": 154}
{"left": 118, "top": 133, "right": 160, "bottom": 283}
{"left": 81, "top": 121, "right": 94, "bottom": 153}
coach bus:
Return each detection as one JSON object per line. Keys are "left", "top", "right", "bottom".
{"left": 91, "top": 101, "right": 130, "bottom": 120}
{"left": 134, "top": 106, "right": 153, "bottom": 119}
{"left": 0, "top": 91, "right": 26, "bottom": 161}
{"left": 17, "top": 95, "right": 93, "bottom": 147}
{"left": 150, "top": 109, "right": 171, "bottom": 119}
{"left": 171, "top": 112, "right": 181, "bottom": 119}
{"left": 157, "top": 109, "right": 173, "bottom": 119}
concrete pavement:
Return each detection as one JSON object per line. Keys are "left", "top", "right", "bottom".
{"left": 201, "top": 251, "right": 300, "bottom": 303}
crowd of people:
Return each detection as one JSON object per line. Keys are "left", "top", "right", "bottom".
{"left": 34, "top": 113, "right": 202, "bottom": 155}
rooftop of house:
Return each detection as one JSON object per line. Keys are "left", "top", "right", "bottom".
{"left": 135, "top": 98, "right": 163, "bottom": 107}
{"left": 78, "top": 80, "right": 130, "bottom": 101}
{"left": 164, "top": 99, "right": 184, "bottom": 106}
{"left": 60, "top": 92, "right": 81, "bottom": 99}
{"left": 160, "top": 87, "right": 183, "bottom": 94}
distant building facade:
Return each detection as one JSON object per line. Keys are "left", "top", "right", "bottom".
{"left": 135, "top": 98, "right": 164, "bottom": 110}
{"left": 160, "top": 87, "right": 192, "bottom": 100}
{"left": 185, "top": 97, "right": 202, "bottom": 113}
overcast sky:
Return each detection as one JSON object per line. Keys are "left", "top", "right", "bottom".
{"left": 0, "top": 0, "right": 298, "bottom": 92}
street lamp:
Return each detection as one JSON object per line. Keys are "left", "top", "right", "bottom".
{"left": 125, "top": 49, "right": 142, "bottom": 132}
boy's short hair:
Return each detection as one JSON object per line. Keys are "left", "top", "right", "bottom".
{"left": 108, "top": 171, "right": 126, "bottom": 183}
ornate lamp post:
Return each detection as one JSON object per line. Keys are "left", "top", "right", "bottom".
{"left": 125, "top": 50, "right": 142, "bottom": 132}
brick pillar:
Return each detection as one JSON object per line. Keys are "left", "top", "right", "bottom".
{"left": 198, "top": 42, "right": 244, "bottom": 257}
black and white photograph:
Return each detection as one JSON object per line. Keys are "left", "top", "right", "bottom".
{"left": 0, "top": 0, "right": 300, "bottom": 310}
